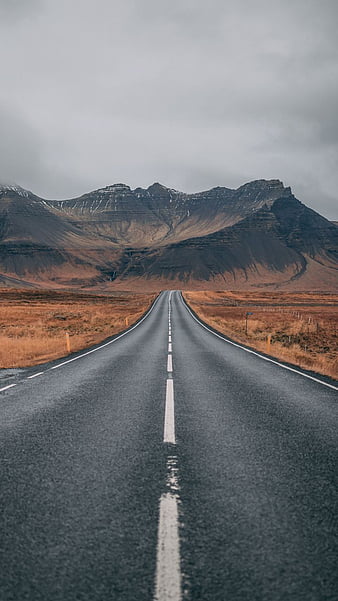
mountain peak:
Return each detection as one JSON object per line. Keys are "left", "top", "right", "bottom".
{"left": 147, "top": 182, "right": 168, "bottom": 192}
{"left": 97, "top": 183, "right": 131, "bottom": 193}
{"left": 237, "top": 179, "right": 285, "bottom": 191}
{"left": 148, "top": 182, "right": 180, "bottom": 192}
{"left": 0, "top": 183, "right": 30, "bottom": 198}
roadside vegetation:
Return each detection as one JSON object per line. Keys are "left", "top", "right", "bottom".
{"left": 184, "top": 291, "right": 338, "bottom": 380}
{"left": 0, "top": 289, "right": 156, "bottom": 368}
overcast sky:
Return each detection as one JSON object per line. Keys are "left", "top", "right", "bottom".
{"left": 0, "top": 0, "right": 337, "bottom": 218}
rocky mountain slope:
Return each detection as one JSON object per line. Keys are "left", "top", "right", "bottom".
{"left": 0, "top": 180, "right": 337, "bottom": 291}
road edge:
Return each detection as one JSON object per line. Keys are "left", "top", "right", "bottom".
{"left": 180, "top": 292, "right": 338, "bottom": 391}
{"left": 0, "top": 292, "right": 163, "bottom": 389}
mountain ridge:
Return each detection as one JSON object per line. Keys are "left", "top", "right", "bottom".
{"left": 0, "top": 179, "right": 337, "bottom": 291}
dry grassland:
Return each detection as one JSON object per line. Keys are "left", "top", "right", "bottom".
{"left": 184, "top": 291, "right": 338, "bottom": 380}
{"left": 0, "top": 289, "right": 156, "bottom": 368}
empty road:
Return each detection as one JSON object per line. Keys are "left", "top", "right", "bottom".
{"left": 0, "top": 290, "right": 337, "bottom": 601}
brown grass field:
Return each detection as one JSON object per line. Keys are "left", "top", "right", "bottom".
{"left": 0, "top": 289, "right": 156, "bottom": 368}
{"left": 184, "top": 291, "right": 338, "bottom": 380}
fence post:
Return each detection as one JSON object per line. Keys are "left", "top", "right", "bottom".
{"left": 66, "top": 332, "right": 71, "bottom": 353}
{"left": 245, "top": 312, "right": 253, "bottom": 335}
{"left": 266, "top": 333, "right": 271, "bottom": 354}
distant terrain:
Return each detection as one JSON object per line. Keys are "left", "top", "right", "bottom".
{"left": 0, "top": 179, "right": 337, "bottom": 291}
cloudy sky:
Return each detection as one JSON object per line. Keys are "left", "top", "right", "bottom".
{"left": 0, "top": 0, "right": 337, "bottom": 218}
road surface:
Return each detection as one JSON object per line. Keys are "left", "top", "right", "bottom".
{"left": 0, "top": 290, "right": 337, "bottom": 600}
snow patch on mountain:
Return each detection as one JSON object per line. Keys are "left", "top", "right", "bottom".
{"left": 0, "top": 183, "right": 30, "bottom": 198}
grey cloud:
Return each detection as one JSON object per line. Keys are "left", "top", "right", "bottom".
{"left": 0, "top": 0, "right": 42, "bottom": 22}
{"left": 0, "top": 0, "right": 337, "bottom": 218}
{"left": 0, "top": 105, "right": 43, "bottom": 187}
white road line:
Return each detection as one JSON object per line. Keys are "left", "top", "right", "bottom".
{"left": 164, "top": 379, "right": 175, "bottom": 444}
{"left": 181, "top": 294, "right": 338, "bottom": 392}
{"left": 154, "top": 492, "right": 181, "bottom": 601}
{"left": 169, "top": 336, "right": 172, "bottom": 343}
{"left": 154, "top": 455, "right": 181, "bottom": 601}
{"left": 154, "top": 291, "right": 182, "bottom": 600}
{"left": 27, "top": 372, "right": 44, "bottom": 379}
{"left": 47, "top": 293, "right": 162, "bottom": 371}
{"left": 0, "top": 384, "right": 17, "bottom": 392}
{"left": 0, "top": 292, "right": 164, "bottom": 394}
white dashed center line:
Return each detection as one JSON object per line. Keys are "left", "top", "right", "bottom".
{"left": 164, "top": 379, "right": 176, "bottom": 444}
{"left": 167, "top": 354, "right": 173, "bottom": 373}
{"left": 154, "top": 292, "right": 182, "bottom": 601}
{"left": 154, "top": 457, "right": 181, "bottom": 601}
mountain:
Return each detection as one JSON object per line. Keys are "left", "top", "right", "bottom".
{"left": 0, "top": 180, "right": 337, "bottom": 291}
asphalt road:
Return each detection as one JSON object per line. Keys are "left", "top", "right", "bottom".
{"left": 0, "top": 290, "right": 337, "bottom": 601}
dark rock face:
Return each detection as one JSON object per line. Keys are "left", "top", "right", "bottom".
{"left": 0, "top": 180, "right": 337, "bottom": 290}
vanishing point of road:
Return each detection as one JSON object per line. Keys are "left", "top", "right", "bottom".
{"left": 0, "top": 290, "right": 337, "bottom": 600}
